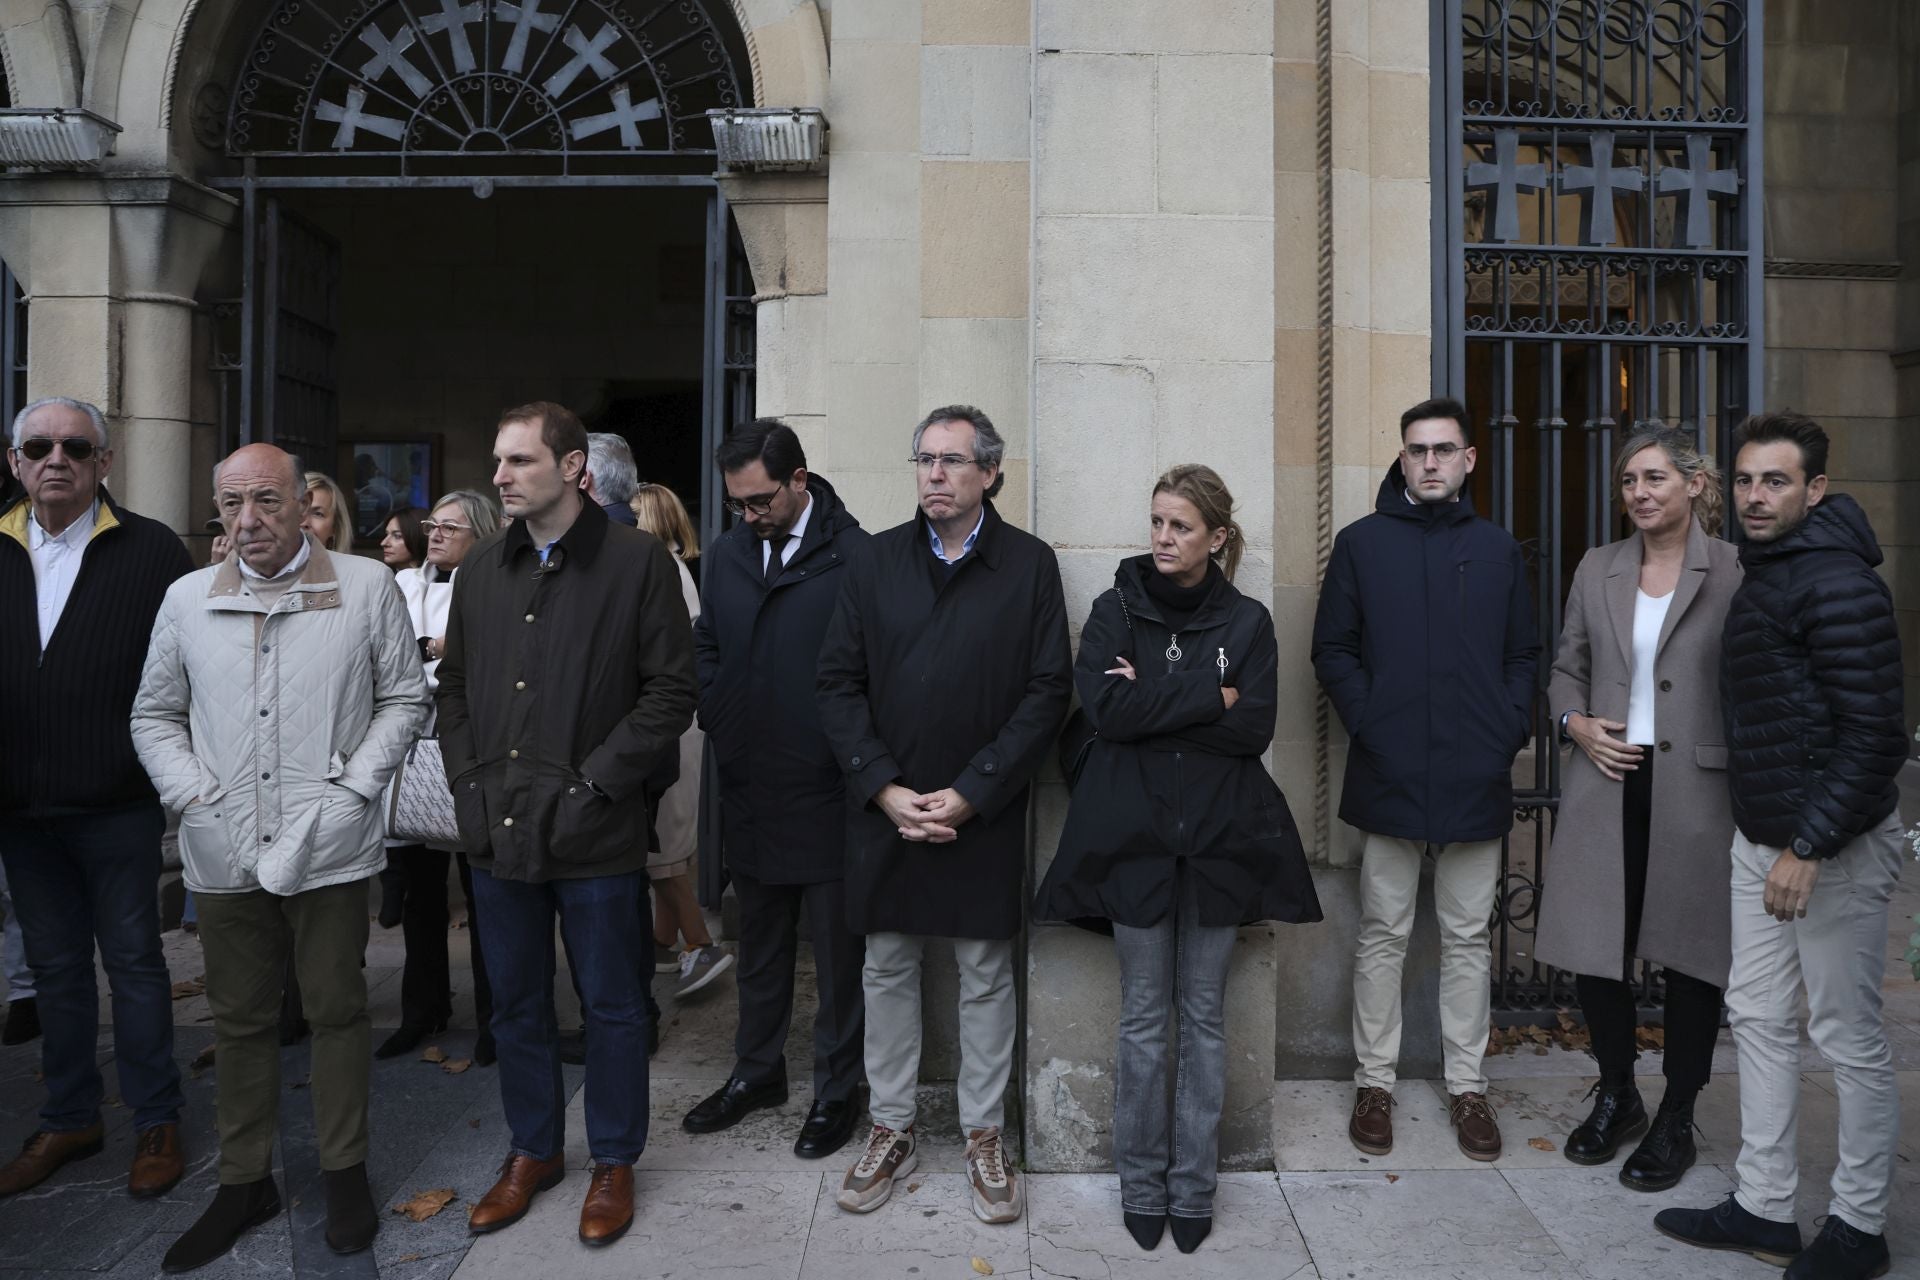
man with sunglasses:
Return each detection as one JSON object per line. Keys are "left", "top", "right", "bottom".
{"left": 1311, "top": 396, "right": 1539, "bottom": 1164}
{"left": 0, "top": 398, "right": 194, "bottom": 1202}
{"left": 681, "top": 419, "right": 870, "bottom": 1159}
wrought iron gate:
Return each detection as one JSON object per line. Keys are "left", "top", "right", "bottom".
{"left": 1432, "top": 0, "right": 1764, "bottom": 1014}
{"left": 241, "top": 199, "right": 342, "bottom": 467}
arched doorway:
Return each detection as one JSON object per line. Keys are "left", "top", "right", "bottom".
{"left": 212, "top": 0, "right": 757, "bottom": 554}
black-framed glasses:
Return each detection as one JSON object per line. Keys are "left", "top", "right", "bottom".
{"left": 910, "top": 452, "right": 979, "bottom": 472}
{"left": 1404, "top": 443, "right": 1464, "bottom": 462}
{"left": 15, "top": 436, "right": 99, "bottom": 462}
{"left": 420, "top": 520, "right": 473, "bottom": 536}
{"left": 723, "top": 482, "right": 786, "bottom": 517}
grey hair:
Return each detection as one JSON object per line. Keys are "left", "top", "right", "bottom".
{"left": 585, "top": 432, "right": 639, "bottom": 505}
{"left": 430, "top": 489, "right": 505, "bottom": 540}
{"left": 12, "top": 397, "right": 109, "bottom": 449}
{"left": 912, "top": 404, "right": 1006, "bottom": 500}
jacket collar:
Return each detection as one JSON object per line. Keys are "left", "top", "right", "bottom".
{"left": 1373, "top": 459, "right": 1478, "bottom": 526}
{"left": 497, "top": 492, "right": 608, "bottom": 570}
{"left": 914, "top": 498, "right": 1007, "bottom": 570}
{"left": 1116, "top": 554, "right": 1239, "bottom": 630}
{"left": 206, "top": 531, "right": 342, "bottom": 613}
{"left": 1, "top": 486, "right": 123, "bottom": 553}
{"left": 1603, "top": 516, "right": 1715, "bottom": 668}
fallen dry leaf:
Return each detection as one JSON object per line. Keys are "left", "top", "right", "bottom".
{"left": 1527, "top": 1137, "right": 1556, "bottom": 1152}
{"left": 420, "top": 1046, "right": 448, "bottom": 1064}
{"left": 398, "top": 1255, "right": 422, "bottom": 1264}
{"left": 1384, "top": 1173, "right": 1400, "bottom": 1183}
{"left": 441, "top": 1058, "right": 472, "bottom": 1075}
{"left": 392, "top": 1188, "right": 456, "bottom": 1222}
{"left": 191, "top": 1044, "right": 217, "bottom": 1071}
{"left": 971, "top": 1258, "right": 994, "bottom": 1276}
{"left": 468, "top": 1117, "right": 481, "bottom": 1129}
{"left": 171, "top": 978, "right": 205, "bottom": 1000}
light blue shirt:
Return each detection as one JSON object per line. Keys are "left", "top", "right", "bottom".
{"left": 927, "top": 509, "right": 984, "bottom": 564}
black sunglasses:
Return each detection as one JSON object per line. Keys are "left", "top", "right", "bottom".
{"left": 16, "top": 436, "right": 99, "bottom": 462}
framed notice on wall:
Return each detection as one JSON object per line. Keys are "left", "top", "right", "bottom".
{"left": 339, "top": 437, "right": 441, "bottom": 545}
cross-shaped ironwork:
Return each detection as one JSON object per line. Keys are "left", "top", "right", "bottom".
{"left": 358, "top": 24, "right": 433, "bottom": 98}
{"left": 494, "top": 0, "right": 560, "bottom": 74}
{"left": 418, "top": 0, "right": 487, "bottom": 75}
{"left": 1655, "top": 134, "right": 1740, "bottom": 249}
{"left": 1466, "top": 129, "right": 1549, "bottom": 243}
{"left": 1559, "top": 133, "right": 1645, "bottom": 246}
{"left": 571, "top": 83, "right": 662, "bottom": 146}
{"left": 544, "top": 23, "right": 621, "bottom": 98}
{"left": 314, "top": 85, "right": 407, "bottom": 148}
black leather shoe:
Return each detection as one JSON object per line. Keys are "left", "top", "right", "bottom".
{"left": 322, "top": 1163, "right": 378, "bottom": 1255}
{"left": 374, "top": 1019, "right": 449, "bottom": 1061}
{"left": 162, "top": 1177, "right": 282, "bottom": 1273}
{"left": 793, "top": 1099, "right": 859, "bottom": 1159}
{"left": 1, "top": 997, "right": 39, "bottom": 1046}
{"left": 1620, "top": 1097, "right": 1696, "bottom": 1192}
{"left": 1564, "top": 1081, "right": 1646, "bottom": 1165}
{"left": 1124, "top": 1211, "right": 1165, "bottom": 1251}
{"left": 474, "top": 1031, "right": 497, "bottom": 1067}
{"left": 1786, "top": 1215, "right": 1892, "bottom": 1279}
{"left": 1655, "top": 1194, "right": 1802, "bottom": 1266}
{"left": 558, "top": 1027, "right": 586, "bottom": 1066}
{"left": 682, "top": 1076, "right": 789, "bottom": 1134}
{"left": 1169, "top": 1214, "right": 1212, "bottom": 1254}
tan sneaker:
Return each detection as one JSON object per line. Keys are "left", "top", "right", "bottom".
{"left": 1449, "top": 1091, "right": 1502, "bottom": 1161}
{"left": 965, "top": 1126, "right": 1022, "bottom": 1224}
{"left": 836, "top": 1124, "right": 916, "bottom": 1214}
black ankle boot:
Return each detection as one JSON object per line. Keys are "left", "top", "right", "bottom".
{"left": 374, "top": 1018, "right": 449, "bottom": 1060}
{"left": 162, "top": 1177, "right": 282, "bottom": 1273}
{"left": 1124, "top": 1211, "right": 1165, "bottom": 1250}
{"left": 323, "top": 1163, "right": 378, "bottom": 1255}
{"left": 1621, "top": 1093, "right": 1697, "bottom": 1192}
{"left": 1564, "top": 1075, "right": 1646, "bottom": 1165}
{"left": 1169, "top": 1214, "right": 1212, "bottom": 1254}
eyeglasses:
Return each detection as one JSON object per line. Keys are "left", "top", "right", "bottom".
{"left": 910, "top": 453, "right": 979, "bottom": 472}
{"left": 420, "top": 520, "right": 473, "bottom": 536}
{"left": 1404, "top": 443, "right": 1464, "bottom": 462}
{"left": 15, "top": 437, "right": 99, "bottom": 462}
{"left": 723, "top": 483, "right": 786, "bottom": 517}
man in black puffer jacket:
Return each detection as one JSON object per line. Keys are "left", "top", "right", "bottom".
{"left": 1657, "top": 412, "right": 1906, "bottom": 1280}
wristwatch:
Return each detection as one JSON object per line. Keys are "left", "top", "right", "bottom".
{"left": 1557, "top": 709, "right": 1586, "bottom": 743}
{"left": 1790, "top": 836, "right": 1817, "bottom": 860}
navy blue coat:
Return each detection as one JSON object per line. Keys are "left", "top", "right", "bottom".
{"left": 1311, "top": 463, "right": 1540, "bottom": 844}
{"left": 696, "top": 475, "right": 869, "bottom": 884}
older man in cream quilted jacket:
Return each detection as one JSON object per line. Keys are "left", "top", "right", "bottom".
{"left": 132, "top": 443, "right": 428, "bottom": 1274}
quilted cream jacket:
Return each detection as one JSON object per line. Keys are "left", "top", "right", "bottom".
{"left": 132, "top": 536, "right": 431, "bottom": 895}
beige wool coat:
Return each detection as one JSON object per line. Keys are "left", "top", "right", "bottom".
{"left": 1538, "top": 518, "right": 1741, "bottom": 988}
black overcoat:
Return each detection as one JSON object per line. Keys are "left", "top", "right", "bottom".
{"left": 817, "top": 501, "right": 1072, "bottom": 939}
{"left": 696, "top": 474, "right": 870, "bottom": 884}
{"left": 1034, "top": 556, "right": 1321, "bottom": 929}
{"left": 1310, "top": 462, "right": 1540, "bottom": 845}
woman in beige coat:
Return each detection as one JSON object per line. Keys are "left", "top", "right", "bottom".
{"left": 1541, "top": 424, "right": 1739, "bottom": 1193}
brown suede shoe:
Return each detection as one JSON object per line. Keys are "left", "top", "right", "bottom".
{"left": 1449, "top": 1091, "right": 1502, "bottom": 1161}
{"left": 0, "top": 1123, "right": 105, "bottom": 1196}
{"left": 129, "top": 1123, "right": 185, "bottom": 1199}
{"left": 468, "top": 1153, "right": 566, "bottom": 1235}
{"left": 1349, "top": 1087, "right": 1394, "bottom": 1156}
{"left": 578, "top": 1163, "right": 633, "bottom": 1246}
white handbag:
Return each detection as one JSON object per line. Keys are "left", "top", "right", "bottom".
{"left": 386, "top": 737, "right": 459, "bottom": 845}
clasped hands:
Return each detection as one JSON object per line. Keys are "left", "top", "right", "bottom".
{"left": 877, "top": 784, "right": 976, "bottom": 843}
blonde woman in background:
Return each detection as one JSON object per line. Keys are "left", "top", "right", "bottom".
{"left": 302, "top": 471, "right": 352, "bottom": 552}
{"left": 631, "top": 482, "right": 733, "bottom": 999}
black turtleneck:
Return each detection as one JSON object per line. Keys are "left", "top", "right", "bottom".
{"left": 1142, "top": 559, "right": 1221, "bottom": 632}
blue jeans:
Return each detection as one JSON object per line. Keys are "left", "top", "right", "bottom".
{"left": 0, "top": 804, "right": 183, "bottom": 1133}
{"left": 1111, "top": 884, "right": 1237, "bottom": 1218}
{"left": 471, "top": 867, "right": 650, "bottom": 1165}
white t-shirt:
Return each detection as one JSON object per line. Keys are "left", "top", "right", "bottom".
{"left": 1626, "top": 588, "right": 1673, "bottom": 746}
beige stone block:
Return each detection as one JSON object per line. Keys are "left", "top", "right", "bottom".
{"left": 1369, "top": 178, "right": 1432, "bottom": 335}
{"left": 1368, "top": 331, "right": 1433, "bottom": 463}
{"left": 827, "top": 361, "right": 920, "bottom": 461}
{"left": 1231, "top": 549, "right": 1275, "bottom": 609}
{"left": 1032, "top": 360, "right": 1157, "bottom": 547}
{"left": 747, "top": 3, "right": 831, "bottom": 108}
{"left": 1841, "top": 45, "right": 1900, "bottom": 119}
{"left": 1036, "top": 0, "right": 1271, "bottom": 54}
{"left": 1768, "top": 277, "right": 1898, "bottom": 353}
{"left": 921, "top": 44, "right": 1031, "bottom": 161}
{"left": 1368, "top": 0, "right": 1431, "bottom": 71}
{"left": 1268, "top": 739, "right": 1324, "bottom": 860}
{"left": 756, "top": 294, "right": 831, "bottom": 419}
{"left": 1845, "top": 481, "right": 1904, "bottom": 548}
{"left": 114, "top": 417, "right": 191, "bottom": 532}
{"left": 1369, "top": 70, "right": 1430, "bottom": 181}
{"left": 1271, "top": 462, "right": 1320, "bottom": 587}
{"left": 924, "top": 0, "right": 1029, "bottom": 45}
{"left": 1274, "top": 0, "right": 1317, "bottom": 62}
{"left": 919, "top": 316, "right": 1030, "bottom": 451}
{"left": 1272, "top": 580, "right": 1321, "bottom": 730}
{"left": 1765, "top": 42, "right": 1848, "bottom": 116}
{"left": 1824, "top": 417, "right": 1918, "bottom": 485}
{"left": 1330, "top": 168, "right": 1372, "bottom": 330}
{"left": 26, "top": 297, "right": 113, "bottom": 408}
{"left": 29, "top": 203, "right": 112, "bottom": 297}
{"left": 1034, "top": 53, "right": 1155, "bottom": 215}
{"left": 828, "top": 467, "right": 919, "bottom": 529}
{"left": 1273, "top": 327, "right": 1320, "bottom": 468}
{"left": 1035, "top": 216, "right": 1273, "bottom": 362}
{"left": 825, "top": 41, "right": 921, "bottom": 153}
{"left": 1800, "top": 350, "right": 1899, "bottom": 419}
{"left": 920, "top": 160, "right": 1030, "bottom": 318}
{"left": 1054, "top": 547, "right": 1125, "bottom": 633}
{"left": 1329, "top": 55, "right": 1369, "bottom": 176}
{"left": 991, "top": 457, "right": 1031, "bottom": 530}
{"left": 829, "top": 0, "right": 923, "bottom": 42}
{"left": 1274, "top": 171, "right": 1320, "bottom": 331}
{"left": 826, "top": 152, "right": 921, "bottom": 241}
{"left": 826, "top": 237, "right": 920, "bottom": 363}
{"left": 1330, "top": 324, "right": 1372, "bottom": 467}
{"left": 1328, "top": 0, "right": 1368, "bottom": 61}
{"left": 1153, "top": 361, "right": 1275, "bottom": 546}
{"left": 1157, "top": 54, "right": 1274, "bottom": 217}
{"left": 781, "top": 413, "right": 829, "bottom": 473}
{"left": 1768, "top": 187, "right": 1899, "bottom": 263}
{"left": 1274, "top": 59, "right": 1319, "bottom": 175}
{"left": 1331, "top": 462, "right": 1376, "bottom": 533}
{"left": 120, "top": 299, "right": 194, "bottom": 422}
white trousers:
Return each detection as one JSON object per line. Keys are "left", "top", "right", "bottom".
{"left": 1352, "top": 833, "right": 1501, "bottom": 1094}
{"left": 862, "top": 932, "right": 1016, "bottom": 1138}
{"left": 1727, "top": 816, "right": 1903, "bottom": 1234}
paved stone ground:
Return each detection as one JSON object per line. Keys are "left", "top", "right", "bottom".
{"left": 2, "top": 873, "right": 1918, "bottom": 1278}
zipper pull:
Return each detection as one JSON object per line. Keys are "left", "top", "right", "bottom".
{"left": 1217, "top": 647, "right": 1228, "bottom": 684}
{"left": 1165, "top": 634, "right": 1183, "bottom": 663}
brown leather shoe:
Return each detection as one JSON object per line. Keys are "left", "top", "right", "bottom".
{"left": 0, "top": 1123, "right": 105, "bottom": 1196}
{"left": 1349, "top": 1087, "right": 1393, "bottom": 1156}
{"left": 578, "top": 1163, "right": 633, "bottom": 1246}
{"left": 1449, "top": 1091, "right": 1502, "bottom": 1161}
{"left": 129, "top": 1123, "right": 185, "bottom": 1199}
{"left": 468, "top": 1153, "right": 566, "bottom": 1235}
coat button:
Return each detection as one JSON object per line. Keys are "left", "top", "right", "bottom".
{"left": 983, "top": 762, "right": 996, "bottom": 773}
{"left": 261, "top": 772, "right": 271, "bottom": 780}
{"left": 508, "top": 749, "right": 519, "bottom": 759}
{"left": 515, "top": 681, "right": 526, "bottom": 691}
{"left": 502, "top": 817, "right": 514, "bottom": 827}
{"left": 568, "top": 786, "right": 578, "bottom": 795}
{"left": 261, "top": 834, "right": 272, "bottom": 843}
{"left": 259, "top": 709, "right": 268, "bottom": 717}
{"left": 525, "top": 614, "right": 535, "bottom": 623}
{"left": 851, "top": 755, "right": 862, "bottom": 767}
{"left": 1658, "top": 741, "right": 1671, "bottom": 752}
{"left": 1659, "top": 679, "right": 1672, "bottom": 692}
{"left": 468, "top": 781, "right": 478, "bottom": 790}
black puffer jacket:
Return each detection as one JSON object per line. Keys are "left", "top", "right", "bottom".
{"left": 1721, "top": 493, "right": 1906, "bottom": 858}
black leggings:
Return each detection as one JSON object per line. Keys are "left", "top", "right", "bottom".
{"left": 1574, "top": 757, "right": 1723, "bottom": 1100}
